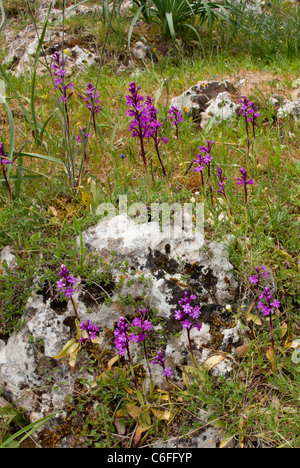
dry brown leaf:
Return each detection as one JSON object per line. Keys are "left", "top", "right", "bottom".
{"left": 107, "top": 355, "right": 120, "bottom": 370}
{"left": 115, "top": 419, "right": 126, "bottom": 435}
{"left": 235, "top": 344, "right": 250, "bottom": 358}
{"left": 133, "top": 423, "right": 152, "bottom": 447}
{"left": 126, "top": 403, "right": 142, "bottom": 419}
{"left": 204, "top": 354, "right": 226, "bottom": 370}
{"left": 48, "top": 206, "right": 58, "bottom": 217}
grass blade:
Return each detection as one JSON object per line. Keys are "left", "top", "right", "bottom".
{"left": 15, "top": 151, "right": 66, "bottom": 166}
{"left": 0, "top": 0, "right": 5, "bottom": 31}
{"left": 165, "top": 12, "right": 176, "bottom": 42}
{"left": 0, "top": 65, "right": 32, "bottom": 125}
{"left": 1, "top": 412, "right": 57, "bottom": 448}
{"left": 30, "top": 3, "right": 52, "bottom": 144}
{"left": 128, "top": 5, "right": 145, "bottom": 52}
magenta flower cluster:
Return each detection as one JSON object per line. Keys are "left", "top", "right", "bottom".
{"left": 174, "top": 291, "right": 202, "bottom": 332}
{"left": 249, "top": 265, "right": 269, "bottom": 286}
{"left": 216, "top": 165, "right": 233, "bottom": 215}
{"left": 76, "top": 83, "right": 100, "bottom": 144}
{"left": 216, "top": 166, "right": 227, "bottom": 197}
{"left": 193, "top": 139, "right": 215, "bottom": 205}
{"left": 126, "top": 82, "right": 170, "bottom": 178}
{"left": 239, "top": 96, "right": 260, "bottom": 123}
{"left": 169, "top": 106, "right": 183, "bottom": 138}
{"left": 235, "top": 167, "right": 253, "bottom": 204}
{"left": 193, "top": 139, "right": 214, "bottom": 173}
{"left": 235, "top": 167, "right": 253, "bottom": 187}
{"left": 114, "top": 310, "right": 175, "bottom": 382}
{"left": 114, "top": 316, "right": 130, "bottom": 357}
{"left": 169, "top": 106, "right": 183, "bottom": 127}
{"left": 85, "top": 83, "right": 101, "bottom": 115}
{"left": 76, "top": 128, "right": 91, "bottom": 144}
{"left": 0, "top": 142, "right": 12, "bottom": 166}
{"left": 51, "top": 51, "right": 74, "bottom": 104}
{"left": 130, "top": 308, "right": 153, "bottom": 343}
{"left": 144, "top": 96, "right": 168, "bottom": 145}
{"left": 114, "top": 310, "right": 153, "bottom": 357}
{"left": 57, "top": 264, "right": 77, "bottom": 298}
{"left": 151, "top": 350, "right": 173, "bottom": 378}
{"left": 126, "top": 82, "right": 167, "bottom": 144}
{"left": 79, "top": 319, "right": 100, "bottom": 344}
{"left": 249, "top": 265, "right": 280, "bottom": 349}
{"left": 257, "top": 287, "right": 280, "bottom": 317}
{"left": 239, "top": 95, "right": 260, "bottom": 155}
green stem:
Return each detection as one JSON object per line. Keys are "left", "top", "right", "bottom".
{"left": 71, "top": 297, "right": 79, "bottom": 320}
{"left": 138, "top": 133, "right": 150, "bottom": 193}
{"left": 187, "top": 329, "right": 200, "bottom": 369}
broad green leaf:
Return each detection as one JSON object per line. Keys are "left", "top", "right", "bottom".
{"left": 1, "top": 412, "right": 57, "bottom": 448}
{"left": 0, "top": 79, "right": 5, "bottom": 96}
{"left": 211, "top": 419, "right": 227, "bottom": 429}
{"left": 0, "top": 0, "right": 5, "bottom": 32}
{"left": 0, "top": 174, "right": 43, "bottom": 182}
{"left": 165, "top": 12, "right": 176, "bottom": 41}
{"left": 219, "top": 431, "right": 236, "bottom": 448}
{"left": 15, "top": 151, "right": 65, "bottom": 166}
{"left": 53, "top": 339, "right": 79, "bottom": 359}
{"left": 128, "top": 5, "right": 145, "bottom": 52}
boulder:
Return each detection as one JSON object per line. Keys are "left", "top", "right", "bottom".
{"left": 0, "top": 213, "right": 241, "bottom": 444}
{"left": 2, "top": 1, "right": 101, "bottom": 76}
{"left": 169, "top": 81, "right": 240, "bottom": 128}
{"left": 277, "top": 99, "right": 300, "bottom": 121}
{"left": 0, "top": 246, "right": 17, "bottom": 273}
{"left": 131, "top": 40, "right": 148, "bottom": 60}
{"left": 269, "top": 95, "right": 300, "bottom": 121}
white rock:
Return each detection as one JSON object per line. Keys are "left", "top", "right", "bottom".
{"left": 70, "top": 45, "right": 98, "bottom": 70}
{"left": 0, "top": 246, "right": 16, "bottom": 273}
{"left": 277, "top": 99, "right": 300, "bottom": 121}
{"left": 201, "top": 92, "right": 239, "bottom": 129}
{"left": 131, "top": 40, "right": 148, "bottom": 60}
{"left": 169, "top": 80, "right": 239, "bottom": 129}
{"left": 0, "top": 214, "right": 238, "bottom": 427}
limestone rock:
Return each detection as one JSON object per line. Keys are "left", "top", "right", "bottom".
{"left": 269, "top": 95, "right": 300, "bottom": 121}
{"left": 169, "top": 81, "right": 240, "bottom": 128}
{"left": 277, "top": 99, "right": 300, "bottom": 121}
{"left": 154, "top": 426, "right": 224, "bottom": 448}
{"left": 0, "top": 246, "right": 17, "bottom": 273}
{"left": 131, "top": 40, "right": 148, "bottom": 60}
{"left": 0, "top": 214, "right": 240, "bottom": 436}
